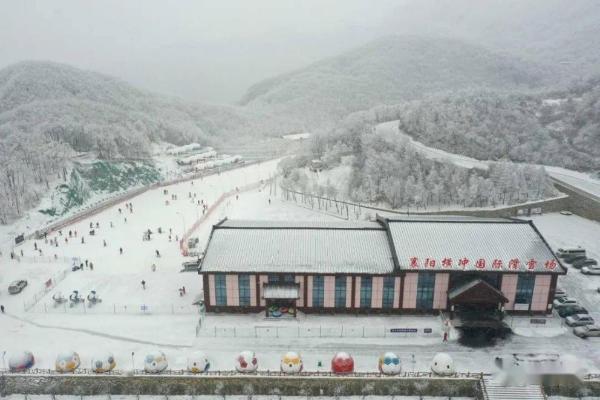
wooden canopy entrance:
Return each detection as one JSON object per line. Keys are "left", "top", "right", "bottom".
{"left": 262, "top": 283, "right": 300, "bottom": 318}
{"left": 448, "top": 279, "right": 508, "bottom": 321}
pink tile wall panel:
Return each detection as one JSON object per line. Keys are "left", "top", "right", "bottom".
{"left": 531, "top": 275, "right": 552, "bottom": 312}
{"left": 296, "top": 276, "right": 305, "bottom": 307}
{"left": 393, "top": 277, "right": 401, "bottom": 308}
{"left": 433, "top": 273, "right": 449, "bottom": 310}
{"left": 371, "top": 276, "right": 383, "bottom": 308}
{"left": 346, "top": 276, "right": 353, "bottom": 308}
{"left": 501, "top": 274, "right": 518, "bottom": 310}
{"left": 324, "top": 276, "right": 335, "bottom": 308}
{"left": 250, "top": 275, "right": 257, "bottom": 307}
{"left": 306, "top": 275, "right": 313, "bottom": 308}
{"left": 402, "top": 273, "right": 418, "bottom": 309}
{"left": 208, "top": 274, "right": 216, "bottom": 306}
{"left": 259, "top": 275, "right": 268, "bottom": 307}
{"left": 354, "top": 277, "right": 361, "bottom": 308}
{"left": 226, "top": 274, "right": 239, "bottom": 306}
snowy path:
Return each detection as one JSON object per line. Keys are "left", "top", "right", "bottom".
{"left": 376, "top": 120, "right": 600, "bottom": 198}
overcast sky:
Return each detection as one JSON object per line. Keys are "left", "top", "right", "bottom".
{"left": 0, "top": 0, "right": 403, "bottom": 104}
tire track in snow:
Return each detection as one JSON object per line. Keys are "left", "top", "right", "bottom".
{"left": 5, "top": 313, "right": 192, "bottom": 349}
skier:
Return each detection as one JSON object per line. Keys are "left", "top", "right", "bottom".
{"left": 118, "top": 208, "right": 122, "bottom": 214}
{"left": 20, "top": 249, "right": 23, "bottom": 257}
{"left": 89, "top": 262, "right": 94, "bottom": 271}
{"left": 1, "top": 305, "right": 4, "bottom": 313}
{"left": 268, "top": 198, "right": 271, "bottom": 205}
{"left": 34, "top": 242, "right": 38, "bottom": 251}
{"left": 110, "top": 221, "right": 113, "bottom": 228}
{"left": 38, "top": 249, "right": 43, "bottom": 256}
{"left": 65, "top": 237, "right": 68, "bottom": 244}
{"left": 90, "top": 222, "right": 93, "bottom": 229}
{"left": 119, "top": 247, "right": 123, "bottom": 255}
{"left": 96, "top": 222, "right": 99, "bottom": 228}
{"left": 124, "top": 217, "right": 127, "bottom": 223}
{"left": 69, "top": 230, "right": 72, "bottom": 237}
{"left": 141, "top": 280, "right": 146, "bottom": 290}
{"left": 155, "top": 250, "right": 160, "bottom": 258}
{"left": 182, "top": 286, "right": 186, "bottom": 295}
{"left": 59, "top": 230, "right": 62, "bottom": 236}
{"left": 151, "top": 263, "right": 156, "bottom": 272}
{"left": 103, "top": 240, "right": 107, "bottom": 247}
{"left": 85, "top": 259, "right": 89, "bottom": 267}
{"left": 81, "top": 237, "right": 85, "bottom": 244}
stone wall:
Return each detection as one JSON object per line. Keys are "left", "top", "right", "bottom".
{"left": 551, "top": 180, "right": 600, "bottom": 223}
{"left": 0, "top": 374, "right": 481, "bottom": 398}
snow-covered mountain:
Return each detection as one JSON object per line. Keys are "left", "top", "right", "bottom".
{"left": 239, "top": 36, "right": 554, "bottom": 131}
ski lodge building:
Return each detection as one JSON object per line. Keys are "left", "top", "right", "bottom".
{"left": 199, "top": 216, "right": 566, "bottom": 317}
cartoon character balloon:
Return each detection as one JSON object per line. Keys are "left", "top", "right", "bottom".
{"left": 280, "top": 351, "right": 303, "bottom": 374}
{"left": 8, "top": 351, "right": 35, "bottom": 372}
{"left": 144, "top": 350, "right": 168, "bottom": 373}
{"left": 187, "top": 351, "right": 210, "bottom": 373}
{"left": 331, "top": 352, "right": 354, "bottom": 374}
{"left": 55, "top": 351, "right": 80, "bottom": 373}
{"left": 431, "top": 352, "right": 455, "bottom": 376}
{"left": 378, "top": 352, "right": 401, "bottom": 375}
{"left": 235, "top": 350, "right": 258, "bottom": 373}
{"left": 92, "top": 352, "right": 116, "bottom": 373}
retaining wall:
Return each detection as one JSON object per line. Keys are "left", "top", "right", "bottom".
{"left": 0, "top": 373, "right": 481, "bottom": 398}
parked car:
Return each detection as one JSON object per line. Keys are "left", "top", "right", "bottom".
{"left": 8, "top": 279, "right": 28, "bottom": 294}
{"left": 574, "top": 325, "right": 600, "bottom": 338}
{"left": 566, "top": 314, "right": 595, "bottom": 327}
{"left": 573, "top": 258, "right": 598, "bottom": 269}
{"left": 553, "top": 297, "right": 578, "bottom": 308}
{"left": 564, "top": 254, "right": 587, "bottom": 264}
{"left": 582, "top": 265, "right": 600, "bottom": 275}
{"left": 560, "top": 210, "right": 573, "bottom": 216}
{"left": 558, "top": 305, "right": 588, "bottom": 318}
{"left": 556, "top": 247, "right": 586, "bottom": 259}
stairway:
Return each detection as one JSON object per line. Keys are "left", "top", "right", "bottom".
{"left": 482, "top": 376, "right": 546, "bottom": 400}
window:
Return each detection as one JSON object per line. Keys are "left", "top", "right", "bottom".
{"left": 238, "top": 274, "right": 251, "bottom": 307}
{"left": 515, "top": 274, "right": 535, "bottom": 304}
{"left": 416, "top": 272, "right": 435, "bottom": 310}
{"left": 313, "top": 276, "right": 324, "bottom": 307}
{"left": 335, "top": 276, "right": 346, "bottom": 308}
{"left": 268, "top": 274, "right": 280, "bottom": 283}
{"left": 215, "top": 274, "right": 226, "bottom": 306}
{"left": 360, "top": 276, "right": 372, "bottom": 309}
{"left": 382, "top": 276, "right": 395, "bottom": 309}
{"left": 283, "top": 274, "right": 295, "bottom": 283}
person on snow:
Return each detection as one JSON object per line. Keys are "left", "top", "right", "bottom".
{"left": 151, "top": 264, "right": 156, "bottom": 272}
{"left": 81, "top": 237, "right": 85, "bottom": 244}
{"left": 96, "top": 222, "right": 99, "bottom": 228}
{"left": 65, "top": 237, "right": 68, "bottom": 244}
{"left": 124, "top": 217, "right": 127, "bottom": 223}
{"left": 34, "top": 242, "right": 37, "bottom": 251}
{"left": 74, "top": 230, "right": 77, "bottom": 237}
{"left": 119, "top": 247, "right": 123, "bottom": 255}
{"left": 1, "top": 305, "right": 5, "bottom": 313}
{"left": 90, "top": 222, "right": 93, "bottom": 229}
{"left": 182, "top": 286, "right": 186, "bottom": 295}
{"left": 20, "top": 249, "right": 24, "bottom": 257}
{"left": 118, "top": 208, "right": 122, "bottom": 214}
{"left": 69, "top": 230, "right": 72, "bottom": 237}
{"left": 89, "top": 262, "right": 93, "bottom": 271}
{"left": 141, "top": 280, "right": 146, "bottom": 290}
{"left": 85, "top": 260, "right": 88, "bottom": 267}
{"left": 103, "top": 240, "right": 107, "bottom": 247}
{"left": 155, "top": 250, "right": 160, "bottom": 258}
{"left": 110, "top": 221, "right": 113, "bottom": 228}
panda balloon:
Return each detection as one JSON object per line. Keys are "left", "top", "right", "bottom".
{"left": 378, "top": 352, "right": 401, "bottom": 375}
{"left": 8, "top": 351, "right": 35, "bottom": 372}
{"left": 235, "top": 350, "right": 258, "bottom": 373}
{"left": 144, "top": 350, "right": 168, "bottom": 374}
{"left": 187, "top": 351, "right": 210, "bottom": 373}
{"left": 431, "top": 352, "right": 455, "bottom": 376}
{"left": 55, "top": 351, "right": 81, "bottom": 373}
{"left": 280, "top": 351, "right": 303, "bottom": 374}
{"left": 92, "top": 352, "right": 116, "bottom": 373}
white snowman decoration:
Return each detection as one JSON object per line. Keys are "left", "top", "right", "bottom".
{"left": 92, "top": 352, "right": 116, "bottom": 373}
{"left": 378, "top": 352, "right": 401, "bottom": 375}
{"left": 431, "top": 352, "right": 455, "bottom": 376}
{"left": 144, "top": 350, "right": 168, "bottom": 373}
{"left": 235, "top": 350, "right": 258, "bottom": 373}
{"left": 55, "top": 351, "right": 81, "bottom": 373}
{"left": 280, "top": 351, "right": 303, "bottom": 374}
{"left": 187, "top": 351, "right": 210, "bottom": 373}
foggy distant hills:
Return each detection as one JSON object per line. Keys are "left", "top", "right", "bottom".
{"left": 239, "top": 36, "right": 556, "bottom": 130}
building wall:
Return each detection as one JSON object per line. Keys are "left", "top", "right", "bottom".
{"left": 354, "top": 276, "right": 361, "bottom": 308}
{"left": 433, "top": 273, "right": 449, "bottom": 309}
{"left": 324, "top": 276, "right": 335, "bottom": 308}
{"left": 306, "top": 275, "right": 313, "bottom": 308}
{"left": 346, "top": 276, "right": 353, "bottom": 308}
{"left": 208, "top": 274, "right": 216, "bottom": 306}
{"left": 249, "top": 275, "right": 257, "bottom": 307}
{"left": 296, "top": 276, "right": 305, "bottom": 307}
{"left": 371, "top": 276, "right": 383, "bottom": 308}
{"left": 393, "top": 277, "right": 401, "bottom": 308}
{"left": 403, "top": 273, "right": 418, "bottom": 309}
{"left": 501, "top": 274, "right": 518, "bottom": 311}
{"left": 531, "top": 274, "right": 552, "bottom": 312}
{"left": 259, "top": 275, "right": 268, "bottom": 307}
{"left": 226, "top": 274, "right": 239, "bottom": 307}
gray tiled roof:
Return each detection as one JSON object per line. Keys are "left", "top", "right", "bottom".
{"left": 387, "top": 219, "right": 564, "bottom": 274}
{"left": 201, "top": 220, "right": 395, "bottom": 274}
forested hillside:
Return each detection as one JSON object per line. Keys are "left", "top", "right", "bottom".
{"left": 240, "top": 36, "right": 553, "bottom": 131}
{"left": 398, "top": 78, "right": 600, "bottom": 171}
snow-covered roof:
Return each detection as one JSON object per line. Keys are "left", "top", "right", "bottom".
{"left": 384, "top": 217, "right": 565, "bottom": 274}
{"left": 200, "top": 219, "right": 395, "bottom": 274}
{"left": 263, "top": 284, "right": 300, "bottom": 299}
